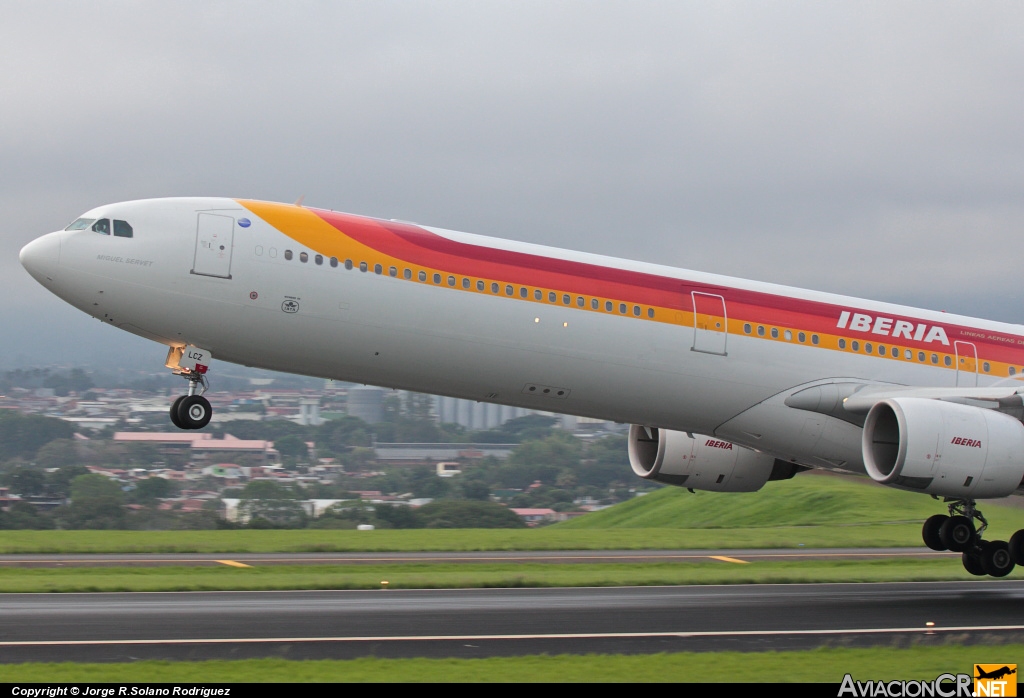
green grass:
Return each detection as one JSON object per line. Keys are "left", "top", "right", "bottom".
{"left": 2, "top": 473, "right": 1022, "bottom": 554}
{"left": 0, "top": 557, "right": 1015, "bottom": 592}
{"left": 557, "top": 473, "right": 1024, "bottom": 529}
{"left": 0, "top": 523, "right": 939, "bottom": 553}
{"left": 3, "top": 645, "right": 1018, "bottom": 682}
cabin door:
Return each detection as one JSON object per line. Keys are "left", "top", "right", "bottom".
{"left": 691, "top": 291, "right": 728, "bottom": 356}
{"left": 192, "top": 213, "right": 235, "bottom": 279}
{"left": 955, "top": 341, "right": 978, "bottom": 387}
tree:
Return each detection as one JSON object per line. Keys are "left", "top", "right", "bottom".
{"left": 131, "top": 477, "right": 175, "bottom": 503}
{"left": 275, "top": 434, "right": 308, "bottom": 460}
{"left": 35, "top": 439, "right": 80, "bottom": 469}
{"left": 416, "top": 500, "right": 525, "bottom": 528}
{"left": 71, "top": 474, "right": 123, "bottom": 501}
{"left": 0, "top": 502, "right": 54, "bottom": 529}
{"left": 8, "top": 467, "right": 46, "bottom": 497}
{"left": 46, "top": 465, "right": 90, "bottom": 497}
{"left": 0, "top": 412, "right": 74, "bottom": 460}
{"left": 238, "top": 480, "right": 306, "bottom": 528}
{"left": 66, "top": 495, "right": 126, "bottom": 529}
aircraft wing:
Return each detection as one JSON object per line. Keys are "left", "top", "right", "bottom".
{"left": 840, "top": 385, "right": 1024, "bottom": 414}
{"left": 783, "top": 381, "right": 1024, "bottom": 423}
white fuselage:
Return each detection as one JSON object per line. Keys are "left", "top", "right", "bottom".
{"left": 21, "top": 197, "right": 1024, "bottom": 477}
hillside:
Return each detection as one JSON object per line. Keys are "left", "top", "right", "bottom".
{"left": 556, "top": 471, "right": 1024, "bottom": 530}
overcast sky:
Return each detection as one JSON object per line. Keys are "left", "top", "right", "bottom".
{"left": 3, "top": 1, "right": 1024, "bottom": 369}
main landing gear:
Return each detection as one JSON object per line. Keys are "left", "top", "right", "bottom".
{"left": 922, "top": 499, "right": 1023, "bottom": 578}
{"left": 165, "top": 345, "right": 213, "bottom": 430}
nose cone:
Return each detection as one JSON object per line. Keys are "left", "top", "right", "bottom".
{"left": 20, "top": 232, "right": 61, "bottom": 284}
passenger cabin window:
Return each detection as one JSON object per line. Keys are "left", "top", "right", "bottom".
{"left": 113, "top": 220, "right": 133, "bottom": 238}
{"left": 300, "top": 252, "right": 309, "bottom": 263}
{"left": 65, "top": 218, "right": 96, "bottom": 231}
{"left": 92, "top": 219, "right": 111, "bottom": 235}
{"left": 284, "top": 250, "right": 293, "bottom": 260}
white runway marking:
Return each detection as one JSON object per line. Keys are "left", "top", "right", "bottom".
{"left": 4, "top": 624, "right": 1023, "bottom": 647}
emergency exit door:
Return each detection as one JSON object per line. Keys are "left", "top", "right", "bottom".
{"left": 691, "top": 291, "right": 728, "bottom": 355}
{"left": 955, "top": 341, "right": 978, "bottom": 387}
{"left": 192, "top": 213, "right": 235, "bottom": 279}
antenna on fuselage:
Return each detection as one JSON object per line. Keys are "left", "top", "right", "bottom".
{"left": 294, "top": 195, "right": 305, "bottom": 207}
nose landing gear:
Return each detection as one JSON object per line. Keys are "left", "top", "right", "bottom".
{"left": 922, "top": 499, "right": 1021, "bottom": 578}
{"left": 165, "top": 345, "right": 213, "bottom": 431}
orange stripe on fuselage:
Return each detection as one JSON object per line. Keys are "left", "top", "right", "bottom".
{"left": 236, "top": 200, "right": 1024, "bottom": 378}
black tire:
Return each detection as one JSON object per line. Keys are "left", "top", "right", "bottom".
{"left": 962, "top": 551, "right": 986, "bottom": 576}
{"left": 169, "top": 396, "right": 186, "bottom": 429}
{"left": 940, "top": 515, "right": 975, "bottom": 552}
{"left": 980, "top": 540, "right": 1015, "bottom": 578}
{"left": 922, "top": 514, "right": 948, "bottom": 551}
{"left": 1009, "top": 529, "right": 1024, "bottom": 566}
{"left": 177, "top": 395, "right": 212, "bottom": 430}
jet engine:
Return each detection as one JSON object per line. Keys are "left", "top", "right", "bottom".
{"left": 627, "top": 425, "right": 791, "bottom": 492}
{"left": 862, "top": 398, "right": 1024, "bottom": 498}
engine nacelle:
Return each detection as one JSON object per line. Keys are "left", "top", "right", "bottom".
{"left": 628, "top": 425, "right": 782, "bottom": 492}
{"left": 862, "top": 398, "right": 1024, "bottom": 498}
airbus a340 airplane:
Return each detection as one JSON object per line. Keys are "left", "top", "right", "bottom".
{"left": 19, "top": 197, "right": 1024, "bottom": 576}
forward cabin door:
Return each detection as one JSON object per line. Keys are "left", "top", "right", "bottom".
{"left": 691, "top": 291, "right": 728, "bottom": 355}
{"left": 954, "top": 341, "right": 978, "bottom": 387}
{"left": 192, "top": 213, "right": 235, "bottom": 279}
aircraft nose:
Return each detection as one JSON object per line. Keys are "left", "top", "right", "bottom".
{"left": 20, "top": 232, "right": 61, "bottom": 284}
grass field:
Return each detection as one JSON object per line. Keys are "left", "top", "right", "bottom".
{"left": 2, "top": 473, "right": 1023, "bottom": 554}
{"left": 3, "top": 645, "right": 1017, "bottom": 682}
{"left": 0, "top": 556, "right": 1013, "bottom": 592}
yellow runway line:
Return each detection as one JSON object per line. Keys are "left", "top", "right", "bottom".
{"left": 708, "top": 555, "right": 749, "bottom": 564}
{"left": 215, "top": 560, "right": 252, "bottom": 568}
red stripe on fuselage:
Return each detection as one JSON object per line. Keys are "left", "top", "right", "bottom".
{"left": 310, "top": 209, "right": 1024, "bottom": 363}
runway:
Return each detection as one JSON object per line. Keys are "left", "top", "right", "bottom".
{"left": 1, "top": 581, "right": 1022, "bottom": 662}
{"left": 0, "top": 547, "right": 958, "bottom": 567}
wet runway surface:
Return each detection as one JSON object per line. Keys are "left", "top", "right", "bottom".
{"left": 1, "top": 580, "right": 1021, "bottom": 662}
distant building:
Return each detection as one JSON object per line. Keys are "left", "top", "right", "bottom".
{"left": 436, "top": 462, "right": 461, "bottom": 477}
{"left": 373, "top": 442, "right": 517, "bottom": 464}
{"left": 113, "top": 432, "right": 277, "bottom": 464}
{"left": 510, "top": 508, "right": 565, "bottom": 525}
{"left": 347, "top": 386, "right": 384, "bottom": 424}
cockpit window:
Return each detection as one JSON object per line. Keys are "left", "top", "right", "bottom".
{"left": 65, "top": 218, "right": 96, "bottom": 231}
{"left": 113, "top": 220, "right": 133, "bottom": 238}
{"left": 92, "top": 219, "right": 111, "bottom": 235}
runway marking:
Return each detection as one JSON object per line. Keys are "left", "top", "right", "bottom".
{"left": 0, "top": 551, "right": 958, "bottom": 565}
{"left": 709, "top": 556, "right": 749, "bottom": 564}
{"left": 4, "top": 624, "right": 1024, "bottom": 647}
{"left": 215, "top": 560, "right": 252, "bottom": 568}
